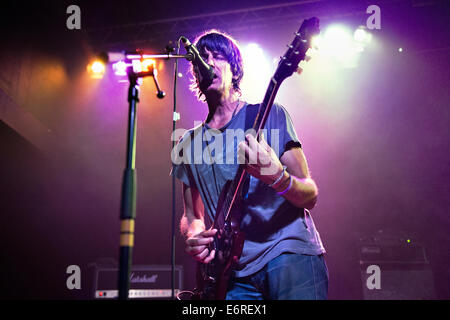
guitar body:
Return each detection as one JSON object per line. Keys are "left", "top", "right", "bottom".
{"left": 188, "top": 17, "right": 320, "bottom": 300}
{"left": 193, "top": 180, "right": 246, "bottom": 300}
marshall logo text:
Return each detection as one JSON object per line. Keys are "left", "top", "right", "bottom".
{"left": 130, "top": 273, "right": 158, "bottom": 283}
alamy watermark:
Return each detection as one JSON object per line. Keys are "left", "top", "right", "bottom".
{"left": 65, "top": 5, "right": 381, "bottom": 31}
{"left": 366, "top": 5, "right": 381, "bottom": 30}
{"left": 366, "top": 264, "right": 381, "bottom": 290}
{"left": 171, "top": 125, "right": 282, "bottom": 176}
{"left": 66, "top": 264, "right": 81, "bottom": 290}
{"left": 66, "top": 5, "right": 81, "bottom": 30}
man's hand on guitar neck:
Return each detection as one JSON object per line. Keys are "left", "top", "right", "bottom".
{"left": 238, "top": 132, "right": 318, "bottom": 210}
{"left": 238, "top": 132, "right": 284, "bottom": 185}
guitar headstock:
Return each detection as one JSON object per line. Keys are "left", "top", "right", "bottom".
{"left": 274, "top": 17, "right": 320, "bottom": 82}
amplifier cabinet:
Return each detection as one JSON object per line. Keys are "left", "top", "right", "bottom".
{"left": 91, "top": 264, "right": 183, "bottom": 299}
{"left": 360, "top": 262, "right": 436, "bottom": 300}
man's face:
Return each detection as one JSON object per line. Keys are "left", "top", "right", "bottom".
{"left": 199, "top": 48, "right": 234, "bottom": 96}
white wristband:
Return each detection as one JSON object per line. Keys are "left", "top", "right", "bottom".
{"left": 268, "top": 165, "right": 287, "bottom": 188}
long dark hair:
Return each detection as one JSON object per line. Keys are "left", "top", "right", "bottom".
{"left": 189, "top": 29, "right": 244, "bottom": 101}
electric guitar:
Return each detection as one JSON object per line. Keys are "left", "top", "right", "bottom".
{"left": 192, "top": 17, "right": 320, "bottom": 300}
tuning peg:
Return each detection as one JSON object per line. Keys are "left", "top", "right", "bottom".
{"left": 295, "top": 66, "right": 304, "bottom": 75}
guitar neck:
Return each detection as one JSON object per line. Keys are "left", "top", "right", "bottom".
{"left": 252, "top": 77, "right": 281, "bottom": 136}
{"left": 213, "top": 78, "right": 282, "bottom": 228}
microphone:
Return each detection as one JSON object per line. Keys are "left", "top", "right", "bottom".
{"left": 180, "top": 36, "right": 215, "bottom": 91}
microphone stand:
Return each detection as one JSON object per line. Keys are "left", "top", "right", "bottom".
{"left": 117, "top": 51, "right": 188, "bottom": 300}
{"left": 118, "top": 70, "right": 139, "bottom": 301}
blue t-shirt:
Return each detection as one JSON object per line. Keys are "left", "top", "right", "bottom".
{"left": 172, "top": 102, "right": 325, "bottom": 277}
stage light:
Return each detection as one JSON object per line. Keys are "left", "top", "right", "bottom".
{"left": 141, "top": 59, "right": 156, "bottom": 72}
{"left": 325, "top": 25, "right": 353, "bottom": 49}
{"left": 245, "top": 43, "right": 264, "bottom": 56}
{"left": 131, "top": 59, "right": 156, "bottom": 73}
{"left": 354, "top": 27, "right": 372, "bottom": 44}
{"left": 324, "top": 25, "right": 355, "bottom": 66}
{"left": 87, "top": 60, "right": 106, "bottom": 79}
{"left": 310, "top": 24, "right": 371, "bottom": 69}
{"left": 113, "top": 60, "right": 127, "bottom": 76}
{"left": 87, "top": 52, "right": 109, "bottom": 79}
{"left": 112, "top": 58, "right": 157, "bottom": 78}
{"left": 398, "top": 47, "right": 403, "bottom": 52}
{"left": 311, "top": 35, "right": 323, "bottom": 50}
{"left": 240, "top": 43, "right": 272, "bottom": 102}
{"left": 91, "top": 61, "right": 104, "bottom": 73}
{"left": 310, "top": 25, "right": 353, "bottom": 58}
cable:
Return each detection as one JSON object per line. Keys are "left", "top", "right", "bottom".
{"left": 170, "top": 37, "right": 182, "bottom": 300}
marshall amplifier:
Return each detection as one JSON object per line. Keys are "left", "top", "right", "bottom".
{"left": 357, "top": 231, "right": 436, "bottom": 300}
{"left": 91, "top": 264, "right": 183, "bottom": 299}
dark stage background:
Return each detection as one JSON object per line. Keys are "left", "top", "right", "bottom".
{"left": 0, "top": 0, "right": 449, "bottom": 299}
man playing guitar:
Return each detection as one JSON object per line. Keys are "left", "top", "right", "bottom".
{"left": 172, "top": 29, "right": 328, "bottom": 300}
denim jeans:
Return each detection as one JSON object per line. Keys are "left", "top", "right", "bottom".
{"left": 226, "top": 253, "right": 329, "bottom": 300}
